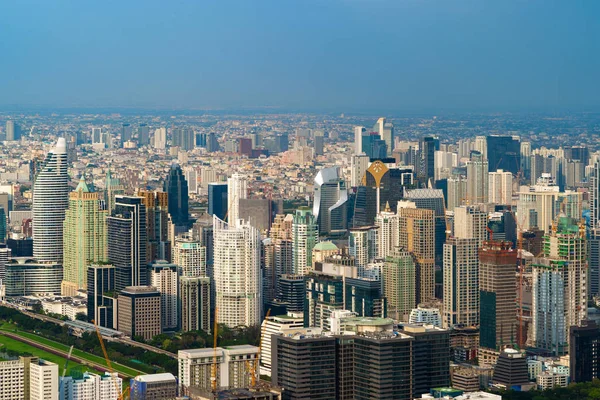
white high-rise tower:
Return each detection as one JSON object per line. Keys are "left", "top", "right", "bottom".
{"left": 227, "top": 173, "right": 247, "bottom": 225}
{"left": 213, "top": 215, "right": 261, "bottom": 327}
{"left": 33, "top": 138, "right": 69, "bottom": 263}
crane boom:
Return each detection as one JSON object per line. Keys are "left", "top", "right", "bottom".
{"left": 93, "top": 320, "right": 124, "bottom": 400}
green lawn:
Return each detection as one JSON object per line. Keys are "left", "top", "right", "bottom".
{"left": 5, "top": 330, "right": 143, "bottom": 377}
{"left": 0, "top": 334, "right": 102, "bottom": 376}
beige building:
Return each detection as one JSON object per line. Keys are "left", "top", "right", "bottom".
{"left": 117, "top": 286, "right": 161, "bottom": 341}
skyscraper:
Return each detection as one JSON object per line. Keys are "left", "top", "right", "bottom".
{"left": 418, "top": 136, "right": 437, "bottom": 182}
{"left": 180, "top": 276, "right": 211, "bottom": 333}
{"left": 397, "top": 203, "right": 436, "bottom": 304}
{"left": 454, "top": 205, "right": 488, "bottom": 245}
{"left": 375, "top": 205, "right": 399, "bottom": 259}
{"left": 148, "top": 260, "right": 179, "bottom": 331}
{"left": 313, "top": 167, "right": 348, "bottom": 236}
{"left": 590, "top": 161, "right": 600, "bottom": 297}
{"left": 213, "top": 215, "right": 261, "bottom": 327}
{"left": 62, "top": 176, "right": 108, "bottom": 295}
{"left": 383, "top": 248, "right": 416, "bottom": 321}
{"left": 32, "top": 138, "right": 69, "bottom": 263}
{"left": 6, "top": 120, "right": 20, "bottom": 141}
{"left": 163, "top": 163, "right": 189, "bottom": 227}
{"left": 486, "top": 135, "right": 521, "bottom": 174}
{"left": 354, "top": 126, "right": 366, "bottom": 155}
{"left": 348, "top": 226, "right": 378, "bottom": 277}
{"left": 87, "top": 264, "right": 116, "bottom": 329}
{"left": 443, "top": 237, "right": 479, "bottom": 328}
{"left": 121, "top": 123, "right": 133, "bottom": 143}
{"left": 108, "top": 196, "right": 147, "bottom": 291}
{"left": 117, "top": 286, "right": 161, "bottom": 341}
{"left": 135, "top": 189, "right": 170, "bottom": 263}
{"left": 489, "top": 169, "right": 513, "bottom": 205}
{"left": 478, "top": 240, "right": 517, "bottom": 365}
{"left": 137, "top": 123, "right": 150, "bottom": 146}
{"left": 104, "top": 169, "right": 125, "bottom": 213}
{"left": 532, "top": 216, "right": 587, "bottom": 356}
{"left": 227, "top": 173, "right": 247, "bottom": 225}
{"left": 153, "top": 127, "right": 167, "bottom": 149}
{"left": 173, "top": 237, "right": 206, "bottom": 277}
{"left": 350, "top": 153, "right": 369, "bottom": 188}
{"left": 466, "top": 151, "right": 489, "bottom": 204}
{"left": 292, "top": 207, "right": 318, "bottom": 276}
{"left": 208, "top": 183, "right": 228, "bottom": 221}
{"left": 373, "top": 117, "right": 394, "bottom": 157}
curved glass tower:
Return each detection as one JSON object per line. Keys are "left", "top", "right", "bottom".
{"left": 32, "top": 138, "right": 69, "bottom": 263}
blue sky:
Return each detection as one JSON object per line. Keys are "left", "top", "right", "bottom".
{"left": 0, "top": 0, "right": 598, "bottom": 111}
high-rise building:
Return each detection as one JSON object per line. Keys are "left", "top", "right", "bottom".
{"left": 486, "top": 135, "right": 521, "bottom": 174}
{"left": 383, "top": 248, "right": 416, "bottom": 321}
{"left": 137, "top": 123, "right": 150, "bottom": 146}
{"left": 172, "top": 128, "right": 195, "bottom": 151}
{"left": 348, "top": 226, "right": 378, "bottom": 277}
{"left": 172, "top": 237, "right": 206, "bottom": 277}
{"left": 313, "top": 167, "right": 348, "bottom": 236}
{"left": 30, "top": 358, "right": 59, "bottom": 400}
{"left": 226, "top": 173, "right": 247, "bottom": 225}
{"left": 4, "top": 258, "right": 63, "bottom": 296}
{"left": 532, "top": 217, "right": 587, "bottom": 356}
{"left": 130, "top": 373, "right": 177, "bottom": 400}
{"left": 409, "top": 305, "right": 442, "bottom": 327}
{"left": 489, "top": 169, "right": 513, "bottom": 205}
{"left": 117, "top": 286, "right": 161, "bottom": 341}
{"left": 590, "top": 162, "right": 600, "bottom": 297}
{"left": 569, "top": 320, "right": 600, "bottom": 383}
{"left": 478, "top": 241, "right": 517, "bottom": 365}
{"left": 6, "top": 120, "right": 20, "bottom": 141}
{"left": 350, "top": 153, "right": 369, "bottom": 187}
{"left": 108, "top": 196, "right": 147, "bottom": 291}
{"left": 277, "top": 274, "right": 305, "bottom": 313}
{"left": 292, "top": 207, "right": 318, "bottom": 276}
{"left": 33, "top": 138, "right": 69, "bottom": 263}
{"left": 0, "top": 247, "right": 11, "bottom": 283}
{"left": 397, "top": 203, "right": 435, "bottom": 304}
{"left": 135, "top": 189, "right": 170, "bottom": 263}
{"left": 0, "top": 206, "right": 6, "bottom": 244}
{"left": 447, "top": 175, "right": 467, "bottom": 210}
{"left": 313, "top": 130, "right": 324, "bottom": 156}
{"left": 121, "top": 123, "right": 133, "bottom": 143}
{"left": 0, "top": 359, "right": 24, "bottom": 399}
{"left": 418, "top": 136, "right": 437, "bottom": 182}
{"left": 373, "top": 117, "right": 394, "bottom": 157}
{"left": 259, "top": 312, "right": 305, "bottom": 376}
{"left": 180, "top": 276, "right": 211, "bottom": 333}
{"left": 163, "top": 163, "right": 189, "bottom": 227}
{"left": 213, "top": 216, "right": 261, "bottom": 327}
{"left": 354, "top": 126, "right": 366, "bottom": 155}
{"left": 60, "top": 372, "right": 122, "bottom": 400}
{"left": 62, "top": 176, "right": 108, "bottom": 295}
{"left": 148, "top": 260, "right": 178, "bottom": 331}
{"left": 375, "top": 205, "right": 399, "bottom": 259}
{"left": 443, "top": 237, "right": 479, "bottom": 328}
{"left": 521, "top": 141, "right": 532, "bottom": 180}
{"left": 153, "top": 127, "right": 167, "bottom": 149}
{"left": 454, "top": 205, "right": 488, "bottom": 245}
{"left": 466, "top": 151, "right": 489, "bottom": 204}
{"left": 207, "top": 183, "right": 228, "bottom": 221}
{"left": 87, "top": 264, "right": 116, "bottom": 329}
{"left": 104, "top": 169, "right": 125, "bottom": 214}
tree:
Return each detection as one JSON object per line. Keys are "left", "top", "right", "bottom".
{"left": 75, "top": 312, "right": 87, "bottom": 321}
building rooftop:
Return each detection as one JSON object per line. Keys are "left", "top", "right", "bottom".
{"left": 134, "top": 373, "right": 176, "bottom": 383}
{"left": 313, "top": 241, "right": 338, "bottom": 251}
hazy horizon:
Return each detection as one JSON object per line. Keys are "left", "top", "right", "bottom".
{"left": 2, "top": 0, "right": 599, "bottom": 111}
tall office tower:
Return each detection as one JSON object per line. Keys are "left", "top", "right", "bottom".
{"left": 206, "top": 132, "right": 219, "bottom": 152}
{"left": 259, "top": 313, "right": 305, "bottom": 376}
{"left": 104, "top": 169, "right": 125, "bottom": 213}
{"left": 570, "top": 321, "right": 600, "bottom": 383}
{"left": 313, "top": 130, "right": 324, "bottom": 156}
{"left": 32, "top": 138, "right": 69, "bottom": 263}
{"left": 262, "top": 238, "right": 278, "bottom": 304}
{"left": 530, "top": 154, "right": 559, "bottom": 185}
{"left": 292, "top": 207, "right": 318, "bottom": 276}
{"left": 466, "top": 151, "right": 489, "bottom": 204}
{"left": 0, "top": 247, "right": 11, "bottom": 283}
{"left": 180, "top": 276, "right": 211, "bottom": 332}
{"left": 313, "top": 167, "right": 348, "bottom": 236}
{"left": 149, "top": 260, "right": 179, "bottom": 331}
{"left": 532, "top": 217, "right": 587, "bottom": 356}
{"left": 62, "top": 176, "right": 108, "bottom": 295}
{"left": 521, "top": 141, "right": 532, "bottom": 180}
{"left": 87, "top": 264, "right": 116, "bottom": 329}
{"left": 107, "top": 196, "right": 147, "bottom": 291}
{"left": 383, "top": 248, "right": 416, "bottom": 321}
{"left": 213, "top": 216, "right": 261, "bottom": 327}
{"left": 172, "top": 128, "right": 195, "bottom": 151}
{"left": 447, "top": 175, "right": 467, "bottom": 210}
{"left": 226, "top": 173, "right": 247, "bottom": 225}
{"left": 135, "top": 189, "right": 170, "bottom": 263}
{"left": 418, "top": 136, "right": 437, "bottom": 182}
{"left": 591, "top": 162, "right": 600, "bottom": 296}
{"left": 486, "top": 135, "right": 521, "bottom": 174}
{"left": 376, "top": 205, "right": 399, "bottom": 259}
{"left": 0, "top": 206, "right": 6, "bottom": 243}
{"left": 163, "top": 163, "right": 189, "bottom": 227}
{"left": 207, "top": 182, "right": 228, "bottom": 221}
{"left": 489, "top": 169, "right": 513, "bottom": 204}
{"left": 121, "top": 123, "right": 132, "bottom": 143}
{"left": 153, "top": 127, "right": 167, "bottom": 149}
{"left": 117, "top": 286, "right": 161, "bottom": 341}
{"left": 492, "top": 349, "right": 529, "bottom": 388}
{"left": 137, "top": 123, "right": 150, "bottom": 146}
{"left": 6, "top": 120, "right": 20, "bottom": 141}
{"left": 184, "top": 166, "right": 198, "bottom": 194}
{"left": 348, "top": 226, "right": 378, "bottom": 277}
{"left": 91, "top": 127, "right": 102, "bottom": 144}
{"left": 478, "top": 241, "right": 517, "bottom": 365}
{"left": 404, "top": 188, "right": 446, "bottom": 267}
{"left": 397, "top": 203, "right": 436, "bottom": 304}
{"left": 173, "top": 238, "right": 206, "bottom": 277}
{"left": 373, "top": 117, "right": 394, "bottom": 156}
{"left": 443, "top": 237, "right": 479, "bottom": 327}
{"left": 30, "top": 359, "right": 59, "bottom": 400}
{"left": 354, "top": 126, "right": 366, "bottom": 155}
{"left": 350, "top": 153, "right": 370, "bottom": 187}
{"left": 475, "top": 136, "right": 488, "bottom": 159}
{"left": 454, "top": 205, "right": 488, "bottom": 245}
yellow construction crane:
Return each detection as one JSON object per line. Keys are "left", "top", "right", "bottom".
{"left": 211, "top": 308, "right": 219, "bottom": 392}
{"left": 249, "top": 309, "right": 271, "bottom": 389}
{"left": 93, "top": 320, "right": 127, "bottom": 400}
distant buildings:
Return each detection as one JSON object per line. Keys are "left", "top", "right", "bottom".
{"left": 163, "top": 163, "right": 189, "bottom": 227}
{"left": 226, "top": 173, "right": 247, "bottom": 225}
{"left": 313, "top": 167, "right": 348, "bottom": 237}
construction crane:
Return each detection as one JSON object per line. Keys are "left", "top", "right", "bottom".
{"left": 58, "top": 345, "right": 74, "bottom": 395}
{"left": 249, "top": 309, "right": 271, "bottom": 389}
{"left": 211, "top": 307, "right": 219, "bottom": 392}
{"left": 93, "top": 320, "right": 126, "bottom": 400}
